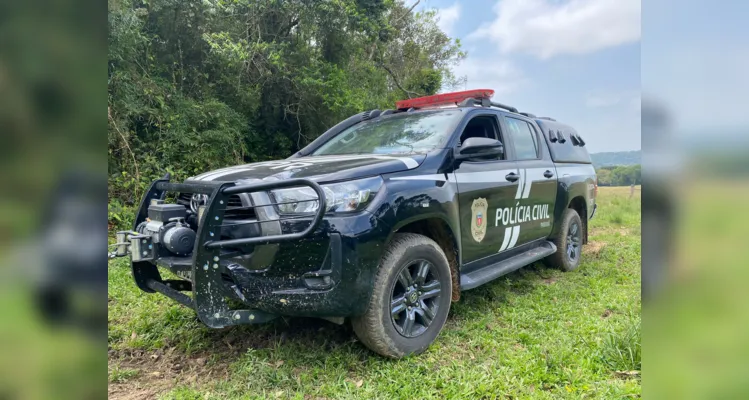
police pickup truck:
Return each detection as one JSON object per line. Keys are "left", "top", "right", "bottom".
{"left": 113, "top": 89, "right": 597, "bottom": 358}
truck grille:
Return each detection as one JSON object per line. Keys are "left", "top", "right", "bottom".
{"left": 225, "top": 195, "right": 255, "bottom": 219}
{"left": 177, "top": 193, "right": 256, "bottom": 220}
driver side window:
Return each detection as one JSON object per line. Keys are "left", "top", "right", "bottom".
{"left": 458, "top": 116, "right": 504, "bottom": 159}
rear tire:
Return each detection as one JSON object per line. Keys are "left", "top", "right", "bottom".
{"left": 352, "top": 233, "right": 452, "bottom": 358}
{"left": 545, "top": 208, "right": 584, "bottom": 272}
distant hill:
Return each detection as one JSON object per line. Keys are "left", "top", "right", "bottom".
{"left": 590, "top": 151, "right": 641, "bottom": 168}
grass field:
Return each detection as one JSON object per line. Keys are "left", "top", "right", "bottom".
{"left": 108, "top": 186, "right": 641, "bottom": 399}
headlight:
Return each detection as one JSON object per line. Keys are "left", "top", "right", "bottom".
{"left": 271, "top": 176, "right": 383, "bottom": 214}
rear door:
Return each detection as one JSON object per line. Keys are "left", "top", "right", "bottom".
{"left": 452, "top": 112, "right": 520, "bottom": 264}
{"left": 498, "top": 115, "right": 558, "bottom": 249}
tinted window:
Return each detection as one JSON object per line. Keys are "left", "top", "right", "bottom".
{"left": 313, "top": 110, "right": 464, "bottom": 156}
{"left": 504, "top": 117, "right": 538, "bottom": 160}
{"left": 459, "top": 116, "right": 499, "bottom": 144}
{"left": 535, "top": 120, "right": 592, "bottom": 164}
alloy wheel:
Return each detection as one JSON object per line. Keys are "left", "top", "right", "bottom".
{"left": 566, "top": 222, "right": 582, "bottom": 261}
{"left": 389, "top": 260, "right": 442, "bottom": 338}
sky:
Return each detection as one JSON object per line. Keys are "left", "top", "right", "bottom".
{"left": 418, "top": 0, "right": 642, "bottom": 153}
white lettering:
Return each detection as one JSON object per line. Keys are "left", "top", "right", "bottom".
{"left": 509, "top": 207, "right": 515, "bottom": 225}
{"left": 493, "top": 203, "right": 552, "bottom": 227}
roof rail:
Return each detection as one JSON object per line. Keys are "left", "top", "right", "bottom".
{"left": 519, "top": 112, "right": 536, "bottom": 118}
{"left": 457, "top": 97, "right": 518, "bottom": 113}
{"left": 489, "top": 101, "right": 518, "bottom": 113}
{"left": 538, "top": 117, "right": 556, "bottom": 121}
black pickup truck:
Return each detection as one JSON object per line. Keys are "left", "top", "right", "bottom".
{"left": 114, "top": 89, "right": 597, "bottom": 358}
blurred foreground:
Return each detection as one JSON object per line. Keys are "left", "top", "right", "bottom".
{"left": 642, "top": 0, "right": 749, "bottom": 396}
{"left": 647, "top": 177, "right": 749, "bottom": 398}
{"left": 642, "top": 110, "right": 749, "bottom": 397}
{"left": 0, "top": 0, "right": 106, "bottom": 398}
{"left": 643, "top": 99, "right": 749, "bottom": 397}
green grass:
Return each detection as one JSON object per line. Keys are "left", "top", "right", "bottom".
{"left": 108, "top": 365, "right": 140, "bottom": 383}
{"left": 601, "top": 317, "right": 641, "bottom": 372}
{"left": 108, "top": 187, "right": 641, "bottom": 399}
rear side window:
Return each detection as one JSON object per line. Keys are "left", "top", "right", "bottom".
{"left": 504, "top": 117, "right": 538, "bottom": 160}
{"left": 534, "top": 120, "right": 592, "bottom": 164}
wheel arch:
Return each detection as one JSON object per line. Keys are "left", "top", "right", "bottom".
{"left": 567, "top": 195, "right": 588, "bottom": 244}
{"left": 388, "top": 215, "right": 461, "bottom": 301}
{"left": 551, "top": 173, "right": 593, "bottom": 244}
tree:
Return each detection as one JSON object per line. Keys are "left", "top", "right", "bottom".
{"left": 108, "top": 0, "right": 465, "bottom": 205}
{"left": 596, "top": 165, "right": 641, "bottom": 186}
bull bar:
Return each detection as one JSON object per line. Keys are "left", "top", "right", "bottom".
{"left": 125, "top": 176, "right": 327, "bottom": 328}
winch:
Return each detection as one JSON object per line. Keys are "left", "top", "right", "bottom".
{"left": 136, "top": 202, "right": 196, "bottom": 256}
{"left": 111, "top": 200, "right": 197, "bottom": 261}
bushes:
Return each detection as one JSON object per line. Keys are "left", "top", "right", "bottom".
{"left": 596, "top": 165, "right": 641, "bottom": 186}
{"left": 107, "top": 0, "right": 465, "bottom": 221}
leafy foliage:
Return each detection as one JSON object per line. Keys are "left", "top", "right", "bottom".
{"left": 596, "top": 164, "right": 641, "bottom": 186}
{"left": 108, "top": 0, "right": 465, "bottom": 208}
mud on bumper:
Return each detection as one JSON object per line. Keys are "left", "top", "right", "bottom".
{"left": 121, "top": 177, "right": 374, "bottom": 328}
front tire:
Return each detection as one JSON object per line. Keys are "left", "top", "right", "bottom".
{"left": 545, "top": 208, "right": 584, "bottom": 272}
{"left": 352, "top": 233, "right": 452, "bottom": 358}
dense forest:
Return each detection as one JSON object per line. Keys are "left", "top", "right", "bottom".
{"left": 596, "top": 164, "right": 641, "bottom": 186}
{"left": 108, "top": 0, "right": 464, "bottom": 211}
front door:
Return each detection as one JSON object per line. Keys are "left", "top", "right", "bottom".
{"left": 453, "top": 113, "right": 520, "bottom": 264}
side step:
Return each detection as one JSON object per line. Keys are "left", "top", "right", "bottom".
{"left": 460, "top": 241, "right": 557, "bottom": 291}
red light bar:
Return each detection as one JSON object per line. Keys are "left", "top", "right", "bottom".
{"left": 395, "top": 89, "right": 495, "bottom": 110}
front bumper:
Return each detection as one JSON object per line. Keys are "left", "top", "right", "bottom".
{"left": 124, "top": 177, "right": 386, "bottom": 328}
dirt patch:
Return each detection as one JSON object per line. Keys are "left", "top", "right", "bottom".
{"left": 614, "top": 370, "right": 640, "bottom": 380}
{"left": 108, "top": 319, "right": 354, "bottom": 399}
{"left": 108, "top": 386, "right": 164, "bottom": 400}
{"left": 108, "top": 347, "right": 228, "bottom": 399}
{"left": 589, "top": 226, "right": 631, "bottom": 237}
{"left": 601, "top": 309, "right": 613, "bottom": 318}
{"left": 583, "top": 241, "right": 607, "bottom": 256}
{"left": 541, "top": 277, "right": 558, "bottom": 285}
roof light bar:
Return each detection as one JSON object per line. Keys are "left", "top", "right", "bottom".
{"left": 395, "top": 89, "right": 495, "bottom": 110}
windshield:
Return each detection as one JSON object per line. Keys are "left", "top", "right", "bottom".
{"left": 312, "top": 110, "right": 463, "bottom": 156}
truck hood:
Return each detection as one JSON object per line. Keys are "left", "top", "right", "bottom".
{"left": 187, "top": 154, "right": 424, "bottom": 183}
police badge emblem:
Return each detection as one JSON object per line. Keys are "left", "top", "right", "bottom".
{"left": 471, "top": 198, "right": 488, "bottom": 242}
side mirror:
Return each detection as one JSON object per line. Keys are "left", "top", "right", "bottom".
{"left": 455, "top": 137, "right": 504, "bottom": 160}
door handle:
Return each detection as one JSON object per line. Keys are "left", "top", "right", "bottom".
{"left": 544, "top": 170, "right": 554, "bottom": 178}
{"left": 505, "top": 172, "right": 519, "bottom": 182}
